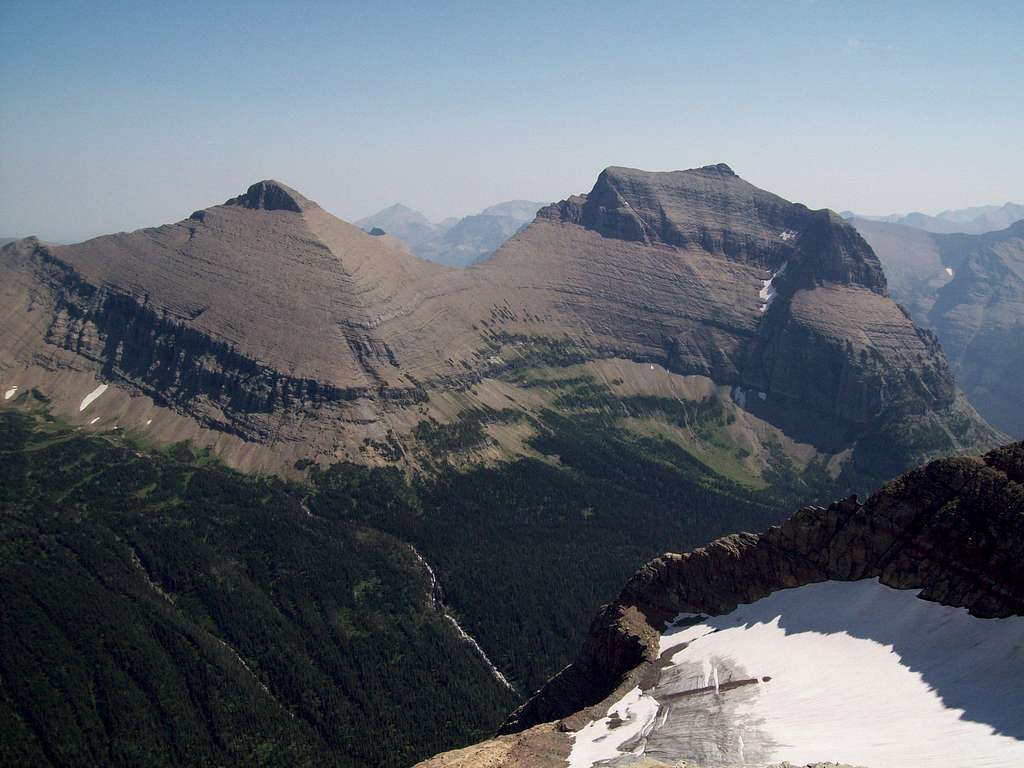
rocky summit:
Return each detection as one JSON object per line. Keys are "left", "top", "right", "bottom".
{"left": 0, "top": 166, "right": 1001, "bottom": 484}
{"left": 420, "top": 441, "right": 1024, "bottom": 767}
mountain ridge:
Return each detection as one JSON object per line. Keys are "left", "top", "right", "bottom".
{"left": 843, "top": 202, "right": 1024, "bottom": 235}
{"left": 1, "top": 165, "right": 1001, "bottom": 484}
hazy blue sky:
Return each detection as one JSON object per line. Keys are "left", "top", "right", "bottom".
{"left": 1, "top": 1, "right": 1021, "bottom": 242}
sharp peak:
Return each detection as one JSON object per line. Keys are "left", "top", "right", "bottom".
{"left": 224, "top": 180, "right": 315, "bottom": 213}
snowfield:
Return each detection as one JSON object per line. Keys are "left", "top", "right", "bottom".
{"left": 567, "top": 579, "right": 1024, "bottom": 768}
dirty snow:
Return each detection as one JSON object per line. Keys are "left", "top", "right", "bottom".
{"left": 4, "top": 386, "right": 17, "bottom": 400}
{"left": 567, "top": 686, "right": 661, "bottom": 768}
{"left": 79, "top": 383, "right": 109, "bottom": 411}
{"left": 758, "top": 262, "right": 787, "bottom": 312}
{"left": 569, "top": 579, "right": 1024, "bottom": 767}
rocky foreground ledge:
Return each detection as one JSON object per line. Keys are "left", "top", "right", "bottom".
{"left": 418, "top": 442, "right": 1024, "bottom": 767}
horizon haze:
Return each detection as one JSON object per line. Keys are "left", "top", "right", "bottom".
{"left": 1, "top": 1, "right": 1022, "bottom": 242}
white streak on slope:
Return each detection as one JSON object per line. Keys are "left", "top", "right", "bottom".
{"left": 758, "top": 262, "right": 787, "bottom": 313}
{"left": 79, "top": 383, "right": 108, "bottom": 411}
{"left": 408, "top": 545, "right": 518, "bottom": 694}
{"left": 4, "top": 386, "right": 17, "bottom": 400}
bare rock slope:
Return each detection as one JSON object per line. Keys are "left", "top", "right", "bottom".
{"left": 1, "top": 167, "right": 1001, "bottom": 478}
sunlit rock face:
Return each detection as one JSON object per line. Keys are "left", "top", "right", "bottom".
{"left": 1, "top": 167, "right": 999, "bottom": 477}
{"left": 568, "top": 579, "right": 1024, "bottom": 768}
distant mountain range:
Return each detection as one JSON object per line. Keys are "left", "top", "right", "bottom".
{"left": 852, "top": 216, "right": 1024, "bottom": 437}
{"left": 842, "top": 202, "right": 1024, "bottom": 235}
{"left": 356, "top": 200, "right": 546, "bottom": 267}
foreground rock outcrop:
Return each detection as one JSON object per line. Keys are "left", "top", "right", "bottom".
{"left": 417, "top": 441, "right": 1024, "bottom": 766}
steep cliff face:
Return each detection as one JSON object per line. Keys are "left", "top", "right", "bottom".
{"left": 0, "top": 169, "right": 1000, "bottom": 479}
{"left": 480, "top": 166, "right": 994, "bottom": 474}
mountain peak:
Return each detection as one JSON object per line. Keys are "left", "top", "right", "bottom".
{"left": 697, "top": 161, "right": 736, "bottom": 176}
{"left": 224, "top": 180, "right": 312, "bottom": 213}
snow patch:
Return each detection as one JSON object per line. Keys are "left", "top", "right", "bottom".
{"left": 733, "top": 387, "right": 746, "bottom": 408}
{"left": 630, "top": 579, "right": 1024, "bottom": 768}
{"left": 758, "top": 262, "right": 787, "bottom": 313}
{"left": 89, "top": 417, "right": 100, "bottom": 425}
{"left": 4, "top": 386, "right": 17, "bottom": 400}
{"left": 779, "top": 230, "right": 796, "bottom": 242}
{"left": 945, "top": 267, "right": 954, "bottom": 277}
{"left": 79, "top": 383, "right": 109, "bottom": 411}
{"left": 145, "top": 419, "right": 152, "bottom": 426}
{"left": 567, "top": 686, "right": 660, "bottom": 768}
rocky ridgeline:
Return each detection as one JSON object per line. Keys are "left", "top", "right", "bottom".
{"left": 500, "top": 441, "right": 1024, "bottom": 734}
{"left": 0, "top": 168, "right": 1002, "bottom": 477}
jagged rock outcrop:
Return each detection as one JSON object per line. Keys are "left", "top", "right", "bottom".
{"left": 224, "top": 179, "right": 308, "bottom": 212}
{"left": 500, "top": 441, "right": 1024, "bottom": 734}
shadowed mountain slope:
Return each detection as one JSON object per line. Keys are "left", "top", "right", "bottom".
{"left": 853, "top": 217, "right": 1024, "bottom": 437}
